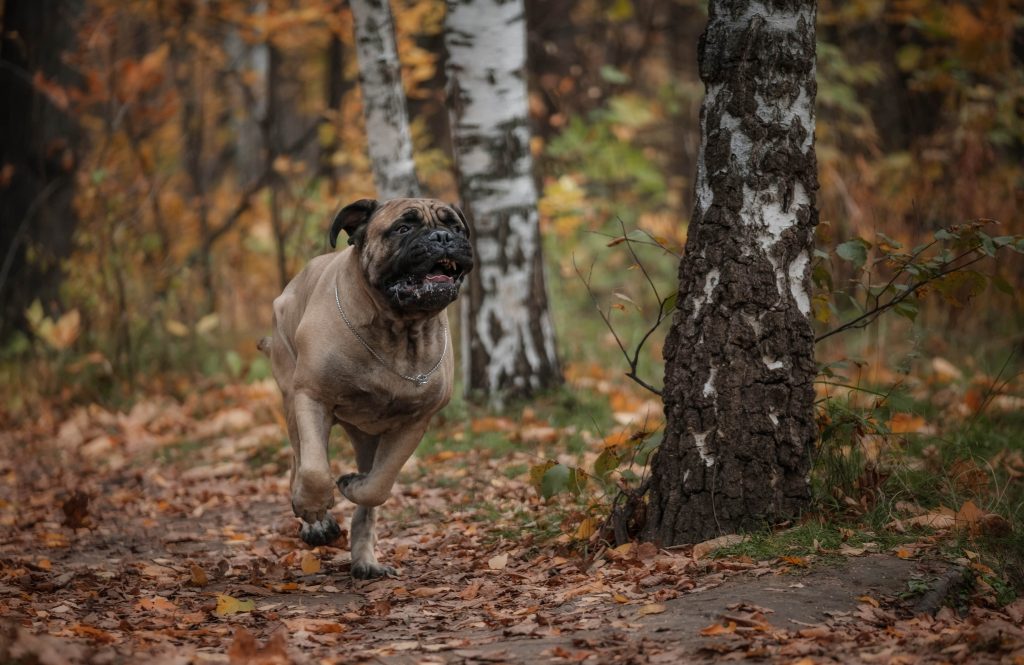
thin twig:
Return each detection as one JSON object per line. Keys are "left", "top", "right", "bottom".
{"left": 816, "top": 250, "right": 986, "bottom": 343}
{"left": 572, "top": 253, "right": 666, "bottom": 397}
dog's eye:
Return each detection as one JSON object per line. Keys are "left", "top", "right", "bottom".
{"left": 394, "top": 224, "right": 412, "bottom": 235}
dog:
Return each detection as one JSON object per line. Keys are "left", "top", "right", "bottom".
{"left": 259, "top": 198, "right": 474, "bottom": 579}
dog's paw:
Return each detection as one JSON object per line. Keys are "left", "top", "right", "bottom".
{"left": 298, "top": 514, "right": 342, "bottom": 547}
{"left": 291, "top": 468, "right": 336, "bottom": 522}
{"left": 351, "top": 561, "right": 397, "bottom": 580}
{"left": 336, "top": 472, "right": 366, "bottom": 501}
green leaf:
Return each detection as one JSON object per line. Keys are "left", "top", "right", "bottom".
{"left": 979, "top": 233, "right": 996, "bottom": 257}
{"left": 599, "top": 65, "right": 630, "bottom": 85}
{"left": 812, "top": 263, "right": 833, "bottom": 291}
{"left": 529, "top": 461, "right": 556, "bottom": 494}
{"left": 934, "top": 229, "right": 956, "bottom": 241}
{"left": 836, "top": 239, "right": 870, "bottom": 268}
{"left": 594, "top": 449, "right": 620, "bottom": 480}
{"left": 893, "top": 300, "right": 919, "bottom": 322}
{"left": 225, "top": 350, "right": 243, "bottom": 378}
{"left": 991, "top": 274, "right": 1014, "bottom": 295}
{"left": 661, "top": 291, "right": 679, "bottom": 313}
{"left": 875, "top": 232, "right": 903, "bottom": 250}
{"left": 541, "top": 464, "right": 571, "bottom": 499}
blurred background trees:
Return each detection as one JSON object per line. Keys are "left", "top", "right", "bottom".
{"left": 1, "top": 0, "right": 1021, "bottom": 412}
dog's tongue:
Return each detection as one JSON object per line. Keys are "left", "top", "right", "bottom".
{"left": 424, "top": 273, "right": 454, "bottom": 284}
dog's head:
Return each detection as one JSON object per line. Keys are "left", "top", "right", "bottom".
{"left": 330, "top": 198, "right": 475, "bottom": 313}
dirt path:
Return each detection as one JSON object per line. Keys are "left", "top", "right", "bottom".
{"left": 2, "top": 393, "right": 1022, "bottom": 664}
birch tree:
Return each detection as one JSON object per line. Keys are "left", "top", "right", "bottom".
{"left": 350, "top": 0, "right": 420, "bottom": 199}
{"left": 445, "top": 0, "right": 560, "bottom": 402}
{"left": 643, "top": 0, "right": 819, "bottom": 545}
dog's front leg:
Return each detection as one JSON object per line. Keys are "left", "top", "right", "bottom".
{"left": 290, "top": 391, "right": 340, "bottom": 546}
{"left": 341, "top": 426, "right": 395, "bottom": 579}
{"left": 336, "top": 425, "right": 426, "bottom": 578}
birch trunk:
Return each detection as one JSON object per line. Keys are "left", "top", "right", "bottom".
{"left": 644, "top": 0, "right": 819, "bottom": 545}
{"left": 445, "top": 0, "right": 561, "bottom": 403}
{"left": 350, "top": 0, "right": 420, "bottom": 199}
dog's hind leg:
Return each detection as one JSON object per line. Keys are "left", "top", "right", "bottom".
{"left": 290, "top": 392, "right": 340, "bottom": 546}
{"left": 340, "top": 426, "right": 395, "bottom": 579}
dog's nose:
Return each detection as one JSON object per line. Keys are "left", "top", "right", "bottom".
{"left": 427, "top": 229, "right": 455, "bottom": 246}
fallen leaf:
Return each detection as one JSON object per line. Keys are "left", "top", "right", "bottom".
{"left": 136, "top": 597, "right": 177, "bottom": 613}
{"left": 409, "top": 586, "right": 449, "bottom": 598}
{"left": 488, "top": 553, "right": 509, "bottom": 570}
{"left": 216, "top": 594, "right": 255, "bottom": 616}
{"left": 888, "top": 412, "right": 928, "bottom": 434}
{"left": 857, "top": 595, "right": 880, "bottom": 607}
{"left": 693, "top": 534, "right": 748, "bottom": 560}
{"left": 300, "top": 551, "right": 321, "bottom": 574}
{"left": 781, "top": 555, "right": 809, "bottom": 567}
{"left": 189, "top": 563, "right": 209, "bottom": 586}
{"left": 228, "top": 627, "right": 291, "bottom": 664}
{"left": 575, "top": 517, "right": 599, "bottom": 540}
{"left": 700, "top": 621, "right": 737, "bottom": 636}
{"left": 638, "top": 603, "right": 666, "bottom": 616}
{"left": 69, "top": 624, "right": 116, "bottom": 644}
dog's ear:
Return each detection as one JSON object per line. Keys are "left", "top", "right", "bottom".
{"left": 330, "top": 198, "right": 378, "bottom": 248}
{"left": 449, "top": 203, "right": 471, "bottom": 238}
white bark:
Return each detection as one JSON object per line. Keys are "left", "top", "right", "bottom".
{"left": 445, "top": 0, "right": 560, "bottom": 400}
{"left": 351, "top": 0, "right": 420, "bottom": 199}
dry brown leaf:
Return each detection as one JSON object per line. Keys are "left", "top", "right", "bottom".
{"left": 189, "top": 563, "right": 209, "bottom": 586}
{"left": 693, "top": 534, "right": 748, "bottom": 560}
{"left": 638, "top": 603, "right": 667, "bottom": 616}
{"left": 488, "top": 553, "right": 509, "bottom": 570}
{"left": 228, "top": 627, "right": 291, "bottom": 665}
{"left": 136, "top": 597, "right": 177, "bottom": 613}
{"left": 409, "top": 586, "right": 449, "bottom": 598}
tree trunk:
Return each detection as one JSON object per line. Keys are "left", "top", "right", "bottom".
{"left": 350, "top": 0, "right": 420, "bottom": 199}
{"left": 0, "top": 0, "right": 81, "bottom": 340}
{"left": 445, "top": 0, "right": 561, "bottom": 403}
{"left": 643, "top": 0, "right": 819, "bottom": 546}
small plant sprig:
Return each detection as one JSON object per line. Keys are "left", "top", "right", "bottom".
{"left": 813, "top": 220, "right": 1024, "bottom": 342}
{"left": 574, "top": 219, "right": 680, "bottom": 397}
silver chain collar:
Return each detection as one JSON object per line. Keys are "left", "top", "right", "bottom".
{"left": 334, "top": 284, "right": 447, "bottom": 387}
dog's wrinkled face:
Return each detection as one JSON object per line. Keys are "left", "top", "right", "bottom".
{"left": 330, "top": 198, "right": 475, "bottom": 313}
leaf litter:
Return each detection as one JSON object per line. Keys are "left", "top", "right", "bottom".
{"left": 1, "top": 379, "right": 1022, "bottom": 663}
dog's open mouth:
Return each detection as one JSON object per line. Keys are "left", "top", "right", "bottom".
{"left": 423, "top": 258, "right": 463, "bottom": 285}
{"left": 386, "top": 256, "right": 469, "bottom": 310}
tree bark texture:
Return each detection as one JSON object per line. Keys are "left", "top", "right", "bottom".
{"left": 350, "top": 0, "right": 420, "bottom": 199}
{"left": 644, "top": 0, "right": 818, "bottom": 546}
{"left": 0, "top": 0, "right": 81, "bottom": 340}
{"left": 445, "top": 0, "right": 561, "bottom": 403}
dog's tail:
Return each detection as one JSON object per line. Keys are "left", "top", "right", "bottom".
{"left": 257, "top": 336, "right": 272, "bottom": 355}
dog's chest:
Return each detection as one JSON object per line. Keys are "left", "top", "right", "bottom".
{"left": 328, "top": 375, "right": 445, "bottom": 435}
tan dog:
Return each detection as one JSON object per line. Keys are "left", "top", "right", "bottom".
{"left": 260, "top": 198, "right": 473, "bottom": 578}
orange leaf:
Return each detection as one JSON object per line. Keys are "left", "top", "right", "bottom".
{"left": 887, "top": 412, "right": 927, "bottom": 434}
{"left": 700, "top": 621, "right": 737, "bottom": 636}
{"left": 189, "top": 563, "right": 209, "bottom": 586}
{"left": 300, "top": 551, "right": 321, "bottom": 575}
{"left": 136, "top": 597, "right": 177, "bottom": 613}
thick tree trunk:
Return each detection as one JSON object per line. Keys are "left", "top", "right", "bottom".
{"left": 445, "top": 0, "right": 561, "bottom": 403}
{"left": 350, "top": 0, "right": 420, "bottom": 199}
{"left": 644, "top": 0, "right": 819, "bottom": 546}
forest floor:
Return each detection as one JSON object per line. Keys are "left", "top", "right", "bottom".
{"left": 2, "top": 379, "right": 1023, "bottom": 664}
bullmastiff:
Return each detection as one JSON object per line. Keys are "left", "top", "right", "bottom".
{"left": 259, "top": 198, "right": 474, "bottom": 579}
